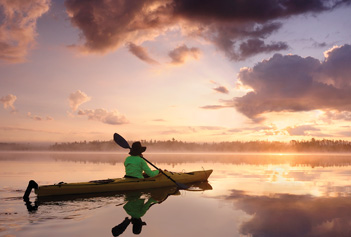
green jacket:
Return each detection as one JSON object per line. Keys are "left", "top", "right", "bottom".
{"left": 123, "top": 197, "right": 157, "bottom": 218}
{"left": 124, "top": 155, "right": 159, "bottom": 179}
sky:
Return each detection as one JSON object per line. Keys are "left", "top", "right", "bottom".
{"left": 0, "top": 0, "right": 351, "bottom": 143}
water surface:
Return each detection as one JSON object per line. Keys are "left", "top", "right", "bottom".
{"left": 1, "top": 152, "right": 351, "bottom": 236}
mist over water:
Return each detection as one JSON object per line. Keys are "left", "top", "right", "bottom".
{"left": 1, "top": 151, "right": 351, "bottom": 236}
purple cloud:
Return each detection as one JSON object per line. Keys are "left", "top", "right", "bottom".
{"left": 232, "top": 44, "right": 351, "bottom": 120}
{"left": 127, "top": 42, "right": 159, "bottom": 65}
{"left": 213, "top": 86, "right": 229, "bottom": 94}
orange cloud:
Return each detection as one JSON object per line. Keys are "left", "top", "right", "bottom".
{"left": 286, "top": 125, "right": 320, "bottom": 136}
{"left": 27, "top": 112, "right": 53, "bottom": 121}
{"left": 200, "top": 105, "right": 230, "bottom": 110}
{"left": 0, "top": 0, "right": 50, "bottom": 63}
{"left": 0, "top": 94, "right": 17, "bottom": 111}
{"left": 77, "top": 108, "right": 129, "bottom": 125}
{"left": 69, "top": 90, "right": 91, "bottom": 111}
{"left": 168, "top": 44, "right": 201, "bottom": 64}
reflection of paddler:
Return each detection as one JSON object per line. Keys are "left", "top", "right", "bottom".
{"left": 123, "top": 192, "right": 157, "bottom": 218}
{"left": 112, "top": 187, "right": 179, "bottom": 236}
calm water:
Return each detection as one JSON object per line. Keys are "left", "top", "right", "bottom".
{"left": 1, "top": 152, "right": 351, "bottom": 237}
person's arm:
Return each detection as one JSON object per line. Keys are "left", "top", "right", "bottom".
{"left": 140, "top": 157, "right": 159, "bottom": 177}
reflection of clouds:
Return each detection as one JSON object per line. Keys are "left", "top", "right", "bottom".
{"left": 265, "top": 166, "right": 293, "bottom": 182}
{"left": 225, "top": 190, "right": 351, "bottom": 237}
{"left": 323, "top": 184, "right": 351, "bottom": 197}
{"left": 264, "top": 166, "right": 324, "bottom": 183}
{"left": 334, "top": 170, "right": 351, "bottom": 176}
{"left": 149, "top": 153, "right": 351, "bottom": 168}
{"left": 207, "top": 162, "right": 351, "bottom": 198}
{"left": 287, "top": 171, "right": 321, "bottom": 182}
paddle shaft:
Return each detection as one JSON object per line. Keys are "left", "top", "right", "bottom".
{"left": 140, "top": 155, "right": 184, "bottom": 187}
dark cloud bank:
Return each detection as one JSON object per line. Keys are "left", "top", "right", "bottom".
{"left": 63, "top": 0, "right": 351, "bottom": 122}
{"left": 64, "top": 0, "right": 351, "bottom": 60}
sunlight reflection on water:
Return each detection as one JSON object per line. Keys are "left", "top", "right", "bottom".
{"left": 1, "top": 151, "right": 351, "bottom": 236}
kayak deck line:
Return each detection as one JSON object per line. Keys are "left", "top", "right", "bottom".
{"left": 24, "top": 169, "right": 213, "bottom": 198}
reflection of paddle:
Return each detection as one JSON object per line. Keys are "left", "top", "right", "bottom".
{"left": 113, "top": 133, "right": 188, "bottom": 189}
{"left": 112, "top": 217, "right": 131, "bottom": 236}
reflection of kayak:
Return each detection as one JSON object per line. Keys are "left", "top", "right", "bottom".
{"left": 35, "top": 170, "right": 213, "bottom": 197}
{"left": 25, "top": 182, "right": 213, "bottom": 213}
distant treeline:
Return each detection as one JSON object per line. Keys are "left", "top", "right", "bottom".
{"left": 2, "top": 138, "right": 351, "bottom": 152}
{"left": 0, "top": 143, "right": 47, "bottom": 151}
{"left": 48, "top": 138, "right": 351, "bottom": 152}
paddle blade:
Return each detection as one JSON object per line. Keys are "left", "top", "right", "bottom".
{"left": 113, "top": 133, "right": 131, "bottom": 149}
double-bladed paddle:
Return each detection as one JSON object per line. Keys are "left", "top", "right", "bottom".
{"left": 113, "top": 133, "right": 188, "bottom": 190}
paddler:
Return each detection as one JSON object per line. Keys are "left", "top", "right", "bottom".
{"left": 124, "top": 141, "right": 159, "bottom": 179}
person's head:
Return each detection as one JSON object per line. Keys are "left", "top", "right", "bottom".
{"left": 131, "top": 218, "right": 146, "bottom": 234}
{"left": 129, "top": 141, "right": 146, "bottom": 156}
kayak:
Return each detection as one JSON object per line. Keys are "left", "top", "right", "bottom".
{"left": 34, "top": 169, "right": 213, "bottom": 197}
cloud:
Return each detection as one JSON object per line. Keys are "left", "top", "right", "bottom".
{"left": 152, "top": 119, "right": 166, "bottom": 122}
{"left": 236, "top": 39, "right": 288, "bottom": 60}
{"left": 69, "top": 90, "right": 91, "bottom": 111}
{"left": 321, "top": 110, "right": 351, "bottom": 123}
{"left": 27, "top": 112, "right": 53, "bottom": 121}
{"left": 168, "top": 44, "right": 201, "bottom": 64}
{"left": 338, "top": 131, "right": 351, "bottom": 137}
{"left": 126, "top": 42, "right": 159, "bottom": 65}
{"left": 227, "top": 125, "right": 274, "bottom": 134}
{"left": 171, "top": 0, "right": 340, "bottom": 21}
{"left": 64, "top": 0, "right": 173, "bottom": 53}
{"left": 223, "top": 190, "right": 351, "bottom": 237}
{"left": 213, "top": 86, "right": 229, "bottom": 94}
{"left": 199, "top": 126, "right": 224, "bottom": 131}
{"left": 200, "top": 105, "right": 230, "bottom": 110}
{"left": 286, "top": 125, "right": 320, "bottom": 136}
{"left": 0, "top": 94, "right": 17, "bottom": 111}
{"left": 231, "top": 44, "right": 351, "bottom": 120}
{"left": 160, "top": 125, "right": 224, "bottom": 135}
{"left": 77, "top": 108, "right": 129, "bottom": 125}
{"left": 0, "top": 0, "right": 50, "bottom": 63}
{"left": 320, "top": 44, "right": 351, "bottom": 88}
{"left": 313, "top": 41, "right": 327, "bottom": 48}
{"left": 64, "top": 0, "right": 350, "bottom": 60}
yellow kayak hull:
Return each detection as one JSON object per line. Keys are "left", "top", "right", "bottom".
{"left": 35, "top": 169, "right": 213, "bottom": 197}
